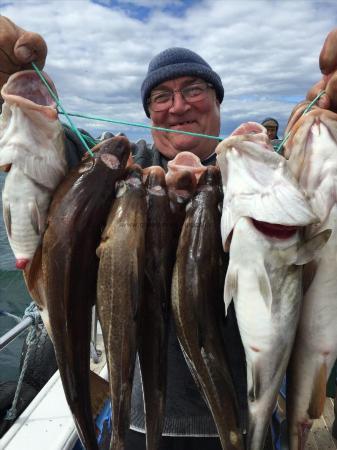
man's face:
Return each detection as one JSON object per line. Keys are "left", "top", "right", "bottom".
{"left": 265, "top": 126, "right": 277, "bottom": 140}
{"left": 148, "top": 76, "right": 221, "bottom": 161}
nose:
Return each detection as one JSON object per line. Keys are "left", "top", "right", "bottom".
{"left": 168, "top": 91, "right": 191, "bottom": 114}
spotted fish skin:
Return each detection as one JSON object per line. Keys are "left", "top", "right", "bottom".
{"left": 96, "top": 164, "right": 147, "bottom": 450}
{"left": 138, "top": 166, "right": 175, "bottom": 450}
{"left": 42, "top": 137, "right": 130, "bottom": 450}
{"left": 171, "top": 166, "right": 244, "bottom": 450}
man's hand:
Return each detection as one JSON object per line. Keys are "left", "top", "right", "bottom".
{"left": 0, "top": 16, "right": 47, "bottom": 91}
{"left": 306, "top": 29, "right": 337, "bottom": 112}
{"left": 286, "top": 29, "right": 337, "bottom": 134}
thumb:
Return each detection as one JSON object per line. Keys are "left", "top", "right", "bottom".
{"left": 14, "top": 31, "right": 47, "bottom": 69}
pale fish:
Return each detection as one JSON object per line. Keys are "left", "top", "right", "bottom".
{"left": 216, "top": 122, "right": 328, "bottom": 450}
{"left": 284, "top": 108, "right": 337, "bottom": 450}
{"left": 0, "top": 70, "right": 66, "bottom": 269}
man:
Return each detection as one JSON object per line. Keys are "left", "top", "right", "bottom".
{"left": 0, "top": 15, "right": 336, "bottom": 450}
{"left": 261, "top": 117, "right": 279, "bottom": 141}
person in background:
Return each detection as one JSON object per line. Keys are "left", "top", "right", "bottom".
{"left": 261, "top": 117, "right": 283, "bottom": 152}
{"left": 261, "top": 117, "right": 279, "bottom": 140}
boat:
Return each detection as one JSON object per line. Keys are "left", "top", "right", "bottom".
{"left": 0, "top": 308, "right": 109, "bottom": 450}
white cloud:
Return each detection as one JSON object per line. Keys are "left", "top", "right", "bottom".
{"left": 1, "top": 0, "right": 336, "bottom": 142}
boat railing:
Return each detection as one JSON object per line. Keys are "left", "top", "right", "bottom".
{"left": 0, "top": 316, "right": 32, "bottom": 351}
{"left": 0, "top": 305, "right": 100, "bottom": 362}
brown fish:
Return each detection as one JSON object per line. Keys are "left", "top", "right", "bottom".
{"left": 138, "top": 166, "right": 175, "bottom": 450}
{"left": 96, "top": 164, "right": 147, "bottom": 450}
{"left": 42, "top": 136, "right": 130, "bottom": 450}
{"left": 171, "top": 166, "right": 244, "bottom": 450}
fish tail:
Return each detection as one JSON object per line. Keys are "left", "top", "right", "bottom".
{"left": 308, "top": 362, "right": 327, "bottom": 418}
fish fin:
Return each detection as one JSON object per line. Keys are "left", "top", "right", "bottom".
{"left": 308, "top": 363, "right": 327, "bottom": 419}
{"left": 24, "top": 245, "right": 43, "bottom": 293}
{"left": 0, "top": 146, "right": 16, "bottom": 167}
{"left": 89, "top": 370, "right": 110, "bottom": 419}
{"left": 96, "top": 242, "right": 103, "bottom": 259}
{"left": 302, "top": 260, "right": 318, "bottom": 294}
{"left": 223, "top": 264, "right": 237, "bottom": 315}
{"left": 248, "top": 362, "right": 261, "bottom": 402}
{"left": 257, "top": 267, "right": 272, "bottom": 311}
{"left": 29, "top": 200, "right": 45, "bottom": 236}
{"left": 20, "top": 155, "right": 66, "bottom": 190}
{"left": 3, "top": 199, "right": 12, "bottom": 238}
{"left": 197, "top": 323, "right": 204, "bottom": 350}
{"left": 295, "top": 229, "right": 331, "bottom": 266}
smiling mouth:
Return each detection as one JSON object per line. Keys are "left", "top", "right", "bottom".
{"left": 170, "top": 120, "right": 196, "bottom": 128}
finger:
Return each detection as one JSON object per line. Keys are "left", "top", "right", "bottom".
{"left": 306, "top": 78, "right": 330, "bottom": 110}
{"left": 325, "top": 71, "right": 337, "bottom": 112}
{"left": 14, "top": 31, "right": 47, "bottom": 69}
{"left": 285, "top": 101, "right": 309, "bottom": 135}
{"left": 319, "top": 29, "right": 337, "bottom": 75}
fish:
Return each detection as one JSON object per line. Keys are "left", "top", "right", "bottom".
{"left": 171, "top": 166, "right": 244, "bottom": 450}
{"left": 283, "top": 109, "right": 337, "bottom": 450}
{"left": 42, "top": 136, "right": 130, "bottom": 450}
{"left": 0, "top": 70, "right": 67, "bottom": 269}
{"left": 96, "top": 164, "right": 147, "bottom": 450}
{"left": 166, "top": 150, "right": 207, "bottom": 183}
{"left": 165, "top": 151, "right": 205, "bottom": 249}
{"left": 216, "top": 122, "right": 328, "bottom": 450}
{"left": 138, "top": 166, "right": 175, "bottom": 450}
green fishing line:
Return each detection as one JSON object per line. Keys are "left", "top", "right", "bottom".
{"left": 31, "top": 63, "right": 94, "bottom": 157}
{"left": 275, "top": 90, "right": 326, "bottom": 154}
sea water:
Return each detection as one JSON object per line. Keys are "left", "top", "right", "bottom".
{"left": 0, "top": 172, "right": 31, "bottom": 382}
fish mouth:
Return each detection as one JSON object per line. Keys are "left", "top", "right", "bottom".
{"left": 15, "top": 258, "right": 30, "bottom": 270}
{"left": 251, "top": 218, "right": 299, "bottom": 239}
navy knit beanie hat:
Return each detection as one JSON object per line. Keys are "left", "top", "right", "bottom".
{"left": 141, "top": 47, "right": 224, "bottom": 117}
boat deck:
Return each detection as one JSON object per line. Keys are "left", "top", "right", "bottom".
{"left": 307, "top": 397, "right": 337, "bottom": 449}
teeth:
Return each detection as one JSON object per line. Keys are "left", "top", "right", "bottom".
{"left": 175, "top": 121, "right": 193, "bottom": 126}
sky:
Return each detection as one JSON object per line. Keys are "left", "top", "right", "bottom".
{"left": 1, "top": 0, "right": 337, "bottom": 143}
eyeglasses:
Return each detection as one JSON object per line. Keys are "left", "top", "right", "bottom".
{"left": 148, "top": 82, "right": 214, "bottom": 112}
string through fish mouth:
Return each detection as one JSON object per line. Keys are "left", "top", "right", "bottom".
{"left": 31, "top": 62, "right": 94, "bottom": 157}
{"left": 31, "top": 62, "right": 325, "bottom": 155}
{"left": 275, "top": 90, "right": 327, "bottom": 154}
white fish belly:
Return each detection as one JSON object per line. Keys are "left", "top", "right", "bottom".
{"left": 2, "top": 166, "right": 51, "bottom": 261}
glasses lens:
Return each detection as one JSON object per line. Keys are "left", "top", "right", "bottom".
{"left": 149, "top": 82, "right": 213, "bottom": 112}
{"left": 182, "top": 83, "right": 208, "bottom": 102}
{"left": 149, "top": 91, "right": 172, "bottom": 112}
